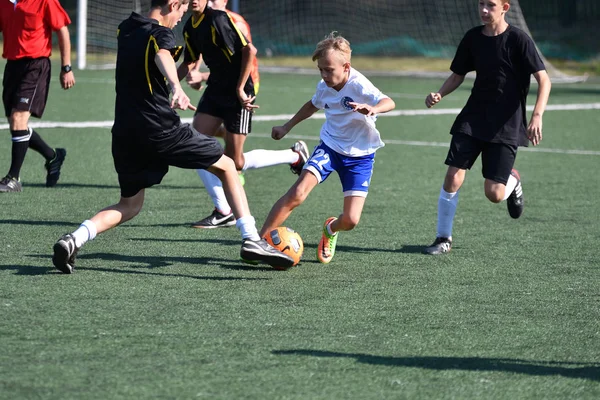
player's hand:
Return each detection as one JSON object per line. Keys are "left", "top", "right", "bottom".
{"left": 171, "top": 86, "right": 196, "bottom": 111}
{"left": 237, "top": 89, "right": 260, "bottom": 112}
{"left": 425, "top": 92, "right": 442, "bottom": 108}
{"left": 186, "top": 70, "right": 204, "bottom": 91}
{"left": 271, "top": 125, "right": 289, "bottom": 140}
{"left": 60, "top": 71, "right": 75, "bottom": 90}
{"left": 527, "top": 115, "right": 543, "bottom": 146}
{"left": 348, "top": 102, "right": 375, "bottom": 116}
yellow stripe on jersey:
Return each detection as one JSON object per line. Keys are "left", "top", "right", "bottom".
{"left": 117, "top": 28, "right": 120, "bottom": 37}
{"left": 184, "top": 31, "right": 197, "bottom": 61}
{"left": 192, "top": 13, "right": 205, "bottom": 28}
{"left": 145, "top": 35, "right": 159, "bottom": 94}
{"left": 227, "top": 13, "right": 248, "bottom": 46}
{"left": 220, "top": 47, "right": 232, "bottom": 63}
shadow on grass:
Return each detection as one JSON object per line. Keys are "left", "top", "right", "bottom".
{"left": 25, "top": 183, "right": 201, "bottom": 190}
{"left": 272, "top": 349, "right": 600, "bottom": 381}
{"left": 0, "top": 263, "right": 269, "bottom": 279}
{"left": 0, "top": 219, "right": 74, "bottom": 227}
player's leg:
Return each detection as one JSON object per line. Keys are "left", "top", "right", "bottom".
{"left": 52, "top": 189, "right": 146, "bottom": 274}
{"left": 259, "top": 170, "right": 319, "bottom": 237}
{"left": 424, "top": 133, "right": 481, "bottom": 255}
{"left": 481, "top": 142, "right": 523, "bottom": 218}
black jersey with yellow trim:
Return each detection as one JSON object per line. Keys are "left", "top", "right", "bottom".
{"left": 182, "top": 7, "right": 254, "bottom": 94}
{"left": 113, "top": 12, "right": 183, "bottom": 136}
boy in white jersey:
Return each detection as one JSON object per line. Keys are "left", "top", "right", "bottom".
{"left": 259, "top": 32, "right": 395, "bottom": 264}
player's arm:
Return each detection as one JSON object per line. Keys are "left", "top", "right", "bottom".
{"left": 56, "top": 26, "right": 75, "bottom": 90}
{"left": 425, "top": 73, "right": 465, "bottom": 108}
{"left": 527, "top": 70, "right": 551, "bottom": 146}
{"left": 272, "top": 100, "right": 319, "bottom": 140}
{"left": 156, "top": 49, "right": 195, "bottom": 111}
{"left": 186, "top": 56, "right": 210, "bottom": 90}
{"left": 237, "top": 42, "right": 258, "bottom": 110}
{"left": 177, "top": 59, "right": 195, "bottom": 82}
{"left": 348, "top": 97, "right": 396, "bottom": 117}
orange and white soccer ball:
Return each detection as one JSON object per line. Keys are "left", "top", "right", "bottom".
{"left": 264, "top": 227, "right": 304, "bottom": 270}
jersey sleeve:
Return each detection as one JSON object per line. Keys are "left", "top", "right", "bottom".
{"left": 355, "top": 79, "right": 389, "bottom": 106}
{"left": 213, "top": 12, "right": 248, "bottom": 56}
{"left": 519, "top": 33, "right": 546, "bottom": 75}
{"left": 153, "top": 27, "right": 177, "bottom": 52}
{"left": 450, "top": 32, "right": 474, "bottom": 76}
{"left": 311, "top": 82, "right": 325, "bottom": 109}
{"left": 45, "top": 0, "right": 72, "bottom": 31}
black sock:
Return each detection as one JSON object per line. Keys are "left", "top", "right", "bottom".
{"left": 8, "top": 130, "right": 30, "bottom": 179}
{"left": 28, "top": 129, "right": 55, "bottom": 161}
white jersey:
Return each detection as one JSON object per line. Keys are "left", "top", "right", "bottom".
{"left": 311, "top": 68, "right": 389, "bottom": 156}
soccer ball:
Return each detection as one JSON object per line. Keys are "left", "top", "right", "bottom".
{"left": 264, "top": 227, "right": 304, "bottom": 270}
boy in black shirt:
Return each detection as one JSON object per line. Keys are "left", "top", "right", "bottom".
{"left": 423, "top": 0, "right": 551, "bottom": 255}
{"left": 52, "top": 0, "right": 294, "bottom": 273}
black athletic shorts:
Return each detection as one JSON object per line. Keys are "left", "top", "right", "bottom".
{"left": 445, "top": 132, "right": 518, "bottom": 185}
{"left": 112, "top": 123, "right": 224, "bottom": 198}
{"left": 2, "top": 58, "right": 51, "bottom": 118}
{"left": 195, "top": 86, "right": 254, "bottom": 135}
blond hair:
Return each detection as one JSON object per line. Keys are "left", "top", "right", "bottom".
{"left": 312, "top": 32, "right": 352, "bottom": 63}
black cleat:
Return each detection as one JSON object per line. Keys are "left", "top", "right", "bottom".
{"left": 290, "top": 140, "right": 309, "bottom": 175}
{"left": 45, "top": 148, "right": 67, "bottom": 187}
{"left": 507, "top": 169, "right": 524, "bottom": 219}
{"left": 191, "top": 208, "right": 236, "bottom": 228}
{"left": 240, "top": 238, "right": 295, "bottom": 269}
{"left": 423, "top": 237, "right": 452, "bottom": 255}
{"left": 53, "top": 234, "right": 79, "bottom": 274}
{"left": 0, "top": 175, "right": 22, "bottom": 192}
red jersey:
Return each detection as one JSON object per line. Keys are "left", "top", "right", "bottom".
{"left": 228, "top": 11, "right": 260, "bottom": 93}
{"left": 0, "top": 0, "right": 71, "bottom": 60}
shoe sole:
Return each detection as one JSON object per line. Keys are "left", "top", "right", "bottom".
{"left": 191, "top": 220, "right": 236, "bottom": 229}
{"left": 52, "top": 242, "right": 74, "bottom": 274}
{"left": 240, "top": 249, "right": 294, "bottom": 269}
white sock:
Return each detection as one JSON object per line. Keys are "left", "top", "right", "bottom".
{"left": 326, "top": 221, "right": 337, "bottom": 236}
{"left": 236, "top": 215, "right": 260, "bottom": 241}
{"left": 502, "top": 174, "right": 519, "bottom": 201}
{"left": 242, "top": 149, "right": 298, "bottom": 171}
{"left": 197, "top": 169, "right": 231, "bottom": 215}
{"left": 72, "top": 220, "right": 97, "bottom": 248}
{"left": 437, "top": 187, "right": 459, "bottom": 239}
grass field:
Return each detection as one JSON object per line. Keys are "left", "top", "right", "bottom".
{"left": 0, "top": 65, "right": 599, "bottom": 399}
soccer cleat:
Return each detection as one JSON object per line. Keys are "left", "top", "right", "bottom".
{"left": 240, "top": 238, "right": 295, "bottom": 269}
{"left": 191, "top": 208, "right": 236, "bottom": 228}
{"left": 507, "top": 169, "right": 524, "bottom": 219}
{"left": 45, "top": 148, "right": 67, "bottom": 187}
{"left": 238, "top": 172, "right": 246, "bottom": 186}
{"left": 423, "top": 237, "right": 452, "bottom": 255}
{"left": 290, "top": 140, "right": 309, "bottom": 175}
{"left": 317, "top": 217, "right": 338, "bottom": 264}
{"left": 0, "top": 175, "right": 22, "bottom": 192}
{"left": 52, "top": 234, "right": 79, "bottom": 274}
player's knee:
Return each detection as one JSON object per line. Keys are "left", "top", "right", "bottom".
{"left": 485, "top": 189, "right": 503, "bottom": 203}
{"left": 285, "top": 185, "right": 309, "bottom": 207}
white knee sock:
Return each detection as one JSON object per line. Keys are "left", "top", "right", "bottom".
{"left": 72, "top": 220, "right": 97, "bottom": 248}
{"left": 502, "top": 173, "right": 518, "bottom": 201}
{"left": 437, "top": 187, "right": 459, "bottom": 239}
{"left": 197, "top": 169, "right": 231, "bottom": 215}
{"left": 242, "top": 149, "right": 298, "bottom": 171}
{"left": 236, "top": 215, "right": 260, "bottom": 241}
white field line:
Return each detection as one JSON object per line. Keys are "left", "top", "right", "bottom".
{"left": 1, "top": 103, "right": 599, "bottom": 156}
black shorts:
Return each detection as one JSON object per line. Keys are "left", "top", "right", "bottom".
{"left": 195, "top": 86, "right": 253, "bottom": 135}
{"left": 112, "top": 123, "right": 224, "bottom": 198}
{"left": 2, "top": 58, "right": 51, "bottom": 118}
{"left": 445, "top": 132, "right": 517, "bottom": 185}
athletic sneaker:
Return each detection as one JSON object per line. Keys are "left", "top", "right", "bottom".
{"left": 45, "top": 148, "right": 67, "bottom": 187}
{"left": 240, "top": 238, "right": 295, "bottom": 269}
{"left": 423, "top": 237, "right": 452, "bottom": 255}
{"left": 191, "top": 208, "right": 236, "bottom": 228}
{"left": 53, "top": 234, "right": 79, "bottom": 274}
{"left": 507, "top": 169, "right": 524, "bottom": 219}
{"left": 290, "top": 140, "right": 309, "bottom": 175}
{"left": 317, "top": 217, "right": 338, "bottom": 264}
{"left": 0, "top": 175, "right": 22, "bottom": 192}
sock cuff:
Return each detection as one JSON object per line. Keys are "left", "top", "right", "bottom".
{"left": 440, "top": 187, "right": 458, "bottom": 200}
{"left": 81, "top": 220, "right": 98, "bottom": 238}
{"left": 10, "top": 129, "right": 31, "bottom": 142}
{"left": 235, "top": 215, "right": 256, "bottom": 229}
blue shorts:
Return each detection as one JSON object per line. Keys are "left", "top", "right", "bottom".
{"left": 304, "top": 142, "right": 375, "bottom": 197}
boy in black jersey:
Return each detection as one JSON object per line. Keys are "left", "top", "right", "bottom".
{"left": 178, "top": 0, "right": 309, "bottom": 229}
{"left": 51, "top": 0, "right": 294, "bottom": 273}
{"left": 423, "top": 0, "right": 551, "bottom": 255}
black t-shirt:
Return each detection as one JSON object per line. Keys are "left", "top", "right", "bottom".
{"left": 182, "top": 7, "right": 254, "bottom": 94}
{"left": 450, "top": 25, "right": 545, "bottom": 146}
{"left": 113, "top": 13, "right": 184, "bottom": 136}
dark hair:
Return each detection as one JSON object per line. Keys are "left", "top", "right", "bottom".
{"left": 151, "top": 0, "right": 169, "bottom": 7}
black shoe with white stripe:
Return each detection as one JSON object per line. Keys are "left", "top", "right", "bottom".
{"left": 507, "top": 169, "right": 524, "bottom": 219}
{"left": 240, "top": 238, "right": 295, "bottom": 269}
{"left": 191, "top": 208, "right": 236, "bottom": 228}
{"left": 45, "top": 148, "right": 67, "bottom": 187}
{"left": 423, "top": 237, "right": 452, "bottom": 255}
{"left": 290, "top": 140, "right": 309, "bottom": 175}
{"left": 53, "top": 233, "right": 79, "bottom": 274}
